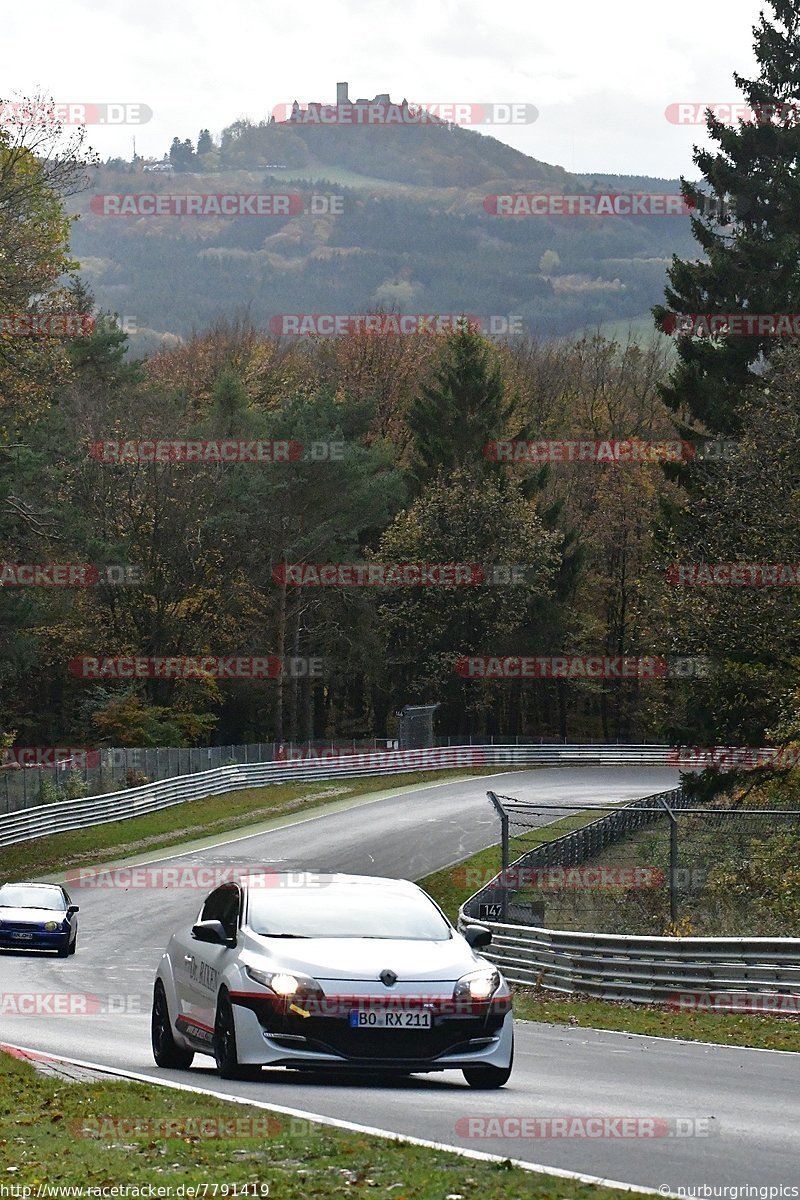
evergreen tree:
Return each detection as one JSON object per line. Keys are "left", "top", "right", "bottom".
{"left": 660, "top": 347, "right": 800, "bottom": 746}
{"left": 655, "top": 0, "right": 800, "bottom": 434}
{"left": 63, "top": 278, "right": 139, "bottom": 385}
{"left": 197, "top": 129, "right": 213, "bottom": 155}
{"left": 169, "top": 137, "right": 196, "bottom": 171}
{"left": 405, "top": 324, "right": 522, "bottom": 491}
{"left": 210, "top": 367, "right": 249, "bottom": 437}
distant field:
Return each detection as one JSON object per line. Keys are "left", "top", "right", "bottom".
{"left": 263, "top": 162, "right": 417, "bottom": 190}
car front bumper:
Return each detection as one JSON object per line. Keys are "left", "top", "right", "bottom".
{"left": 0, "top": 929, "right": 69, "bottom": 950}
{"left": 228, "top": 991, "right": 514, "bottom": 1072}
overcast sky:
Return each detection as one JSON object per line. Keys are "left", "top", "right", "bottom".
{"left": 3, "top": 0, "right": 766, "bottom": 177}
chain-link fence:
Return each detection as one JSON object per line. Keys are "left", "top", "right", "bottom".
{"left": 0, "top": 735, "right": 668, "bottom": 815}
{"left": 477, "top": 789, "right": 800, "bottom": 937}
{"left": 0, "top": 739, "right": 397, "bottom": 814}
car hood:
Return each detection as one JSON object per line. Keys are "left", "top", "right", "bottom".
{"left": 0, "top": 906, "right": 64, "bottom": 923}
{"left": 245, "top": 933, "right": 482, "bottom": 982}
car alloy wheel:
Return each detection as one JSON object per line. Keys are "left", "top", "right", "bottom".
{"left": 214, "top": 991, "right": 260, "bottom": 1080}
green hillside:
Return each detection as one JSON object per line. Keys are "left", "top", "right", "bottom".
{"left": 70, "top": 116, "right": 698, "bottom": 351}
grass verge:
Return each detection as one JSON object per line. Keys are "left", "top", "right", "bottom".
{"left": 1, "top": 767, "right": 521, "bottom": 884}
{"left": 510, "top": 989, "right": 800, "bottom": 1052}
{"left": 419, "top": 818, "right": 800, "bottom": 1054}
{"left": 0, "top": 1051, "right": 634, "bottom": 1197}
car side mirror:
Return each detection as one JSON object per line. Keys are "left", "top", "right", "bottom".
{"left": 191, "top": 919, "right": 233, "bottom": 946}
{"left": 67, "top": 905, "right": 79, "bottom": 915}
{"left": 464, "top": 924, "right": 492, "bottom": 949}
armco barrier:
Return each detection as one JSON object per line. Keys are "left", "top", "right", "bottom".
{"left": 459, "top": 787, "right": 800, "bottom": 1006}
{"left": 0, "top": 740, "right": 673, "bottom": 816}
{"left": 456, "top": 920, "right": 800, "bottom": 1008}
{"left": 0, "top": 743, "right": 673, "bottom": 848}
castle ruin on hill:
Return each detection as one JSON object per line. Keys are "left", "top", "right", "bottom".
{"left": 286, "top": 82, "right": 423, "bottom": 125}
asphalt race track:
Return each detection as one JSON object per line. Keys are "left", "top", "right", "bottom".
{"left": 3, "top": 766, "right": 799, "bottom": 1191}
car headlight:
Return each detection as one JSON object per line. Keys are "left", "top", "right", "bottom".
{"left": 44, "top": 922, "right": 58, "bottom": 931}
{"left": 453, "top": 967, "right": 501, "bottom": 1002}
{"left": 245, "top": 966, "right": 322, "bottom": 997}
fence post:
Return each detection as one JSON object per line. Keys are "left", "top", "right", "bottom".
{"left": 487, "top": 790, "right": 509, "bottom": 920}
{"left": 660, "top": 794, "right": 680, "bottom": 925}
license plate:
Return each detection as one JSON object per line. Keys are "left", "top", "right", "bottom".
{"left": 349, "top": 1009, "right": 432, "bottom": 1029}
{"left": 11, "top": 932, "right": 33, "bottom": 940}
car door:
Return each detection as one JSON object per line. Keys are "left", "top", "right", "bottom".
{"left": 171, "top": 921, "right": 201, "bottom": 1032}
{"left": 183, "top": 884, "right": 241, "bottom": 1035}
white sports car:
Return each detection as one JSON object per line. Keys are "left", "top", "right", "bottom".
{"left": 152, "top": 872, "right": 513, "bottom": 1087}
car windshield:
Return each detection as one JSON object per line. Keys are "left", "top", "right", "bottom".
{"left": 0, "top": 885, "right": 65, "bottom": 911}
{"left": 246, "top": 884, "right": 451, "bottom": 940}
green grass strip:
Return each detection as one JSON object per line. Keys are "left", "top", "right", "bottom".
{"left": 0, "top": 1051, "right": 637, "bottom": 1196}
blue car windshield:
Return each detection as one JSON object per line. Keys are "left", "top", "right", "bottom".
{"left": 0, "top": 885, "right": 65, "bottom": 911}
{"left": 247, "top": 884, "right": 451, "bottom": 940}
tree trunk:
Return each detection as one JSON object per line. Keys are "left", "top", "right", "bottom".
{"left": 288, "top": 600, "right": 300, "bottom": 742}
{"left": 274, "top": 576, "right": 287, "bottom": 742}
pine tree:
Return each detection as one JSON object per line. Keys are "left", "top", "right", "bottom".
{"left": 211, "top": 367, "right": 249, "bottom": 437}
{"left": 197, "top": 129, "right": 213, "bottom": 155}
{"left": 654, "top": 0, "right": 800, "bottom": 434}
{"left": 64, "top": 277, "right": 138, "bottom": 384}
{"left": 405, "top": 323, "right": 521, "bottom": 491}
{"left": 168, "top": 137, "right": 196, "bottom": 171}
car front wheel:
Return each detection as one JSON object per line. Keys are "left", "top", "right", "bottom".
{"left": 151, "top": 982, "right": 194, "bottom": 1069}
{"left": 214, "top": 991, "right": 260, "bottom": 1080}
{"left": 463, "top": 1041, "right": 513, "bottom": 1089}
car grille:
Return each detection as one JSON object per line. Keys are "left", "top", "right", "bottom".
{"left": 281, "top": 1025, "right": 497, "bottom": 1062}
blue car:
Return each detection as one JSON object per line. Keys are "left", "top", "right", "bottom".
{"left": 0, "top": 882, "right": 79, "bottom": 957}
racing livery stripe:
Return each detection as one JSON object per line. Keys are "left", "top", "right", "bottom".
{"left": 175, "top": 1015, "right": 215, "bottom": 1042}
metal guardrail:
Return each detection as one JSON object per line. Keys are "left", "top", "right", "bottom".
{"left": 0, "top": 743, "right": 674, "bottom": 848}
{"left": 0, "top": 740, "right": 673, "bottom": 816}
{"left": 460, "top": 921, "right": 800, "bottom": 1008}
{"left": 459, "top": 786, "right": 800, "bottom": 1008}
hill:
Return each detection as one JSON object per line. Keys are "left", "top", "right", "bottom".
{"left": 68, "top": 112, "right": 699, "bottom": 354}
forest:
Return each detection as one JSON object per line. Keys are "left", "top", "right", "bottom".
{"left": 3, "top": 1, "right": 800, "bottom": 757}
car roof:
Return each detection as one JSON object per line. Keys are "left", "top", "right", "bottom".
{"left": 238, "top": 872, "right": 418, "bottom": 890}
{"left": 0, "top": 881, "right": 63, "bottom": 890}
